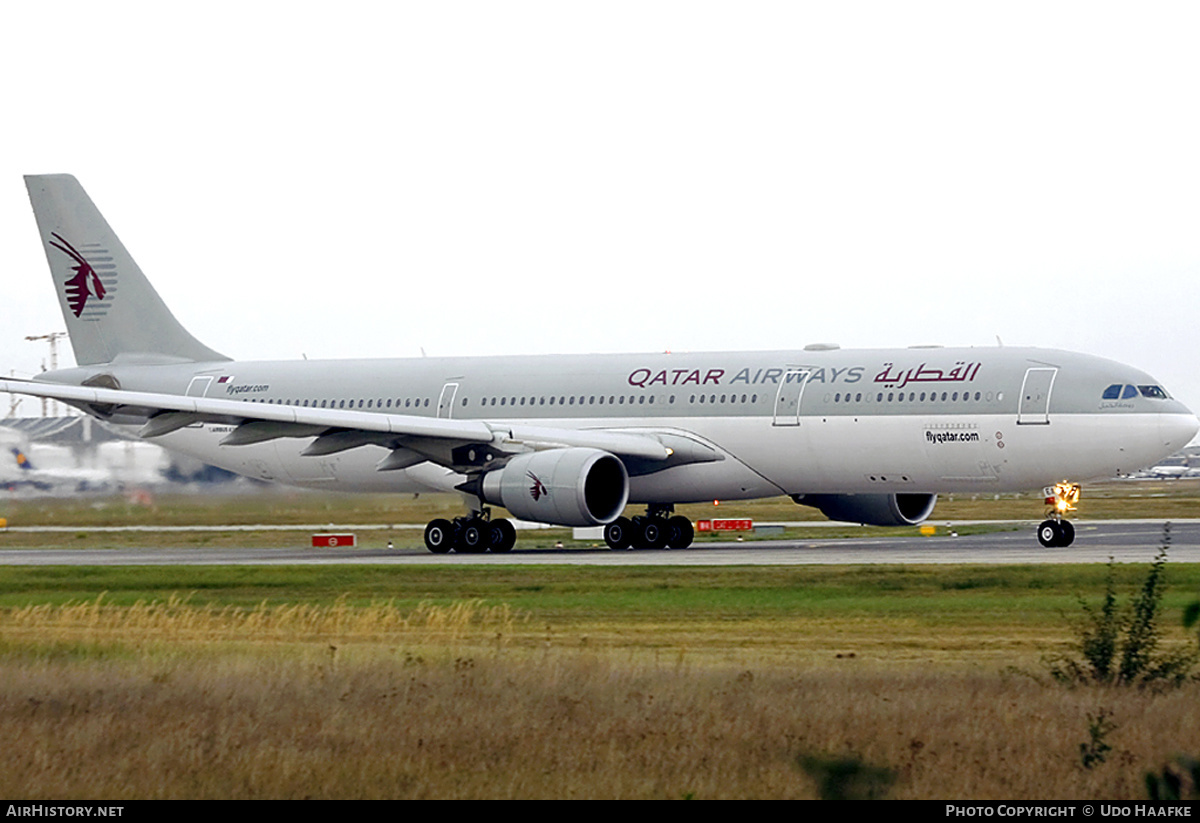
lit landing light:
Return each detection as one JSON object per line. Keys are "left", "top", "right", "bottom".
{"left": 1043, "top": 482, "right": 1080, "bottom": 516}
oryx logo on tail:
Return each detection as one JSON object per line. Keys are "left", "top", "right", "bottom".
{"left": 49, "top": 232, "right": 106, "bottom": 317}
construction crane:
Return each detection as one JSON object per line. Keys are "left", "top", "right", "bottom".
{"left": 24, "top": 332, "right": 68, "bottom": 417}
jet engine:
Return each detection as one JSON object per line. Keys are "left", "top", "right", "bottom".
{"left": 792, "top": 493, "right": 937, "bottom": 527}
{"left": 481, "top": 448, "right": 629, "bottom": 527}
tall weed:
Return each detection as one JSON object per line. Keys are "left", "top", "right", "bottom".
{"left": 1045, "top": 525, "right": 1198, "bottom": 688}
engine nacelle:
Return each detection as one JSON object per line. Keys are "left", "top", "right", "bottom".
{"left": 792, "top": 493, "right": 937, "bottom": 527}
{"left": 481, "top": 448, "right": 629, "bottom": 527}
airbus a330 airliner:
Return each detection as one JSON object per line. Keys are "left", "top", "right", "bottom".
{"left": 3, "top": 175, "right": 1196, "bottom": 551}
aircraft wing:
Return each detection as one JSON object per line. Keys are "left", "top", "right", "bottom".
{"left": 0, "top": 378, "right": 673, "bottom": 466}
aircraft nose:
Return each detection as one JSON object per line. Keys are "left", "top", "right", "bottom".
{"left": 1161, "top": 412, "right": 1199, "bottom": 452}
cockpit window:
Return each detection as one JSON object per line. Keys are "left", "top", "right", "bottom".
{"left": 1103, "top": 384, "right": 1164, "bottom": 400}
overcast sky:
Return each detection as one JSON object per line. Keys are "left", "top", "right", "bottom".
{"left": 3, "top": 2, "right": 1200, "bottom": 416}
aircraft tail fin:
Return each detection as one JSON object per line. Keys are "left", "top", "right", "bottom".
{"left": 24, "top": 175, "right": 229, "bottom": 366}
{"left": 11, "top": 448, "right": 33, "bottom": 471}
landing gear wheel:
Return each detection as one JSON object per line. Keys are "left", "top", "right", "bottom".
{"left": 665, "top": 515, "right": 694, "bottom": 549}
{"left": 456, "top": 518, "right": 488, "bottom": 553}
{"left": 424, "top": 519, "right": 454, "bottom": 554}
{"left": 1039, "top": 482, "right": 1081, "bottom": 547}
{"left": 604, "top": 517, "right": 633, "bottom": 550}
{"left": 633, "top": 516, "right": 668, "bottom": 549}
{"left": 1037, "top": 519, "right": 1063, "bottom": 548}
{"left": 488, "top": 518, "right": 516, "bottom": 553}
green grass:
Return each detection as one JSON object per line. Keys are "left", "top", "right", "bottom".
{"left": 2, "top": 564, "right": 1198, "bottom": 623}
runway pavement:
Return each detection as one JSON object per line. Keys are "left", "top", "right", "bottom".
{"left": 0, "top": 520, "right": 1196, "bottom": 565}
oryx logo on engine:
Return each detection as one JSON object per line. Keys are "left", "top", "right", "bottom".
{"left": 527, "top": 471, "right": 548, "bottom": 502}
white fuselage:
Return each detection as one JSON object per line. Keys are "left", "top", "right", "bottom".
{"left": 84, "top": 345, "right": 1196, "bottom": 504}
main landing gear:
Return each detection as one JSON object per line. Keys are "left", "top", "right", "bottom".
{"left": 603, "top": 505, "right": 695, "bottom": 550}
{"left": 423, "top": 509, "right": 517, "bottom": 554}
{"left": 1036, "top": 482, "right": 1080, "bottom": 548}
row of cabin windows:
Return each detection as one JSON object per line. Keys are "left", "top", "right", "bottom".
{"left": 247, "top": 397, "right": 431, "bottom": 409}
{"left": 828, "top": 390, "right": 1001, "bottom": 404}
{"left": 242, "top": 390, "right": 1011, "bottom": 411}
{"left": 466, "top": 394, "right": 763, "bottom": 408}
{"left": 245, "top": 394, "right": 764, "bottom": 410}
{"left": 468, "top": 394, "right": 658, "bottom": 408}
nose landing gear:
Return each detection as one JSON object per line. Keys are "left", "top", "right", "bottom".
{"left": 1036, "top": 482, "right": 1080, "bottom": 547}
